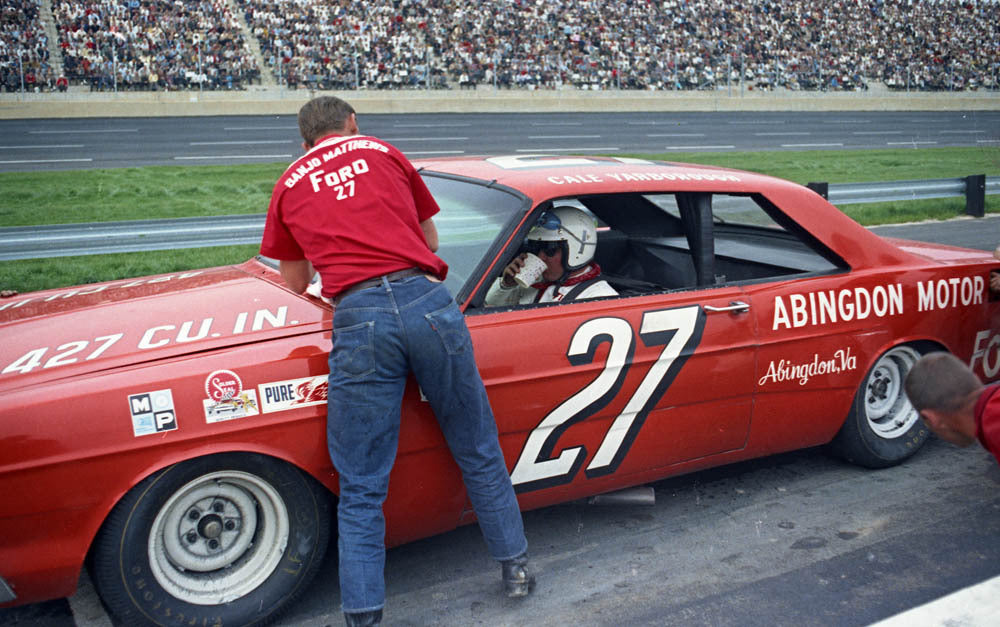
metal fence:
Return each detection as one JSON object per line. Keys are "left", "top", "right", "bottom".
{"left": 1, "top": 176, "right": 996, "bottom": 261}
{"left": 806, "top": 174, "right": 995, "bottom": 217}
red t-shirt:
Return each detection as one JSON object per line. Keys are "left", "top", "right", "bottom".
{"left": 261, "top": 134, "right": 447, "bottom": 298}
{"left": 974, "top": 384, "right": 1000, "bottom": 465}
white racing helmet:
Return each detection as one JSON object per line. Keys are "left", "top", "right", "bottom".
{"left": 524, "top": 206, "right": 597, "bottom": 272}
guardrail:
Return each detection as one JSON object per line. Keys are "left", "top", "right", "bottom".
{"left": 806, "top": 174, "right": 995, "bottom": 218}
{"left": 1, "top": 175, "right": 996, "bottom": 261}
{"left": 0, "top": 215, "right": 266, "bottom": 261}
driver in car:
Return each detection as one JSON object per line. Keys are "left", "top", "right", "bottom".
{"left": 485, "top": 206, "right": 618, "bottom": 306}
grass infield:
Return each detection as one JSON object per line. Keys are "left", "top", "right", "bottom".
{"left": 1, "top": 147, "right": 997, "bottom": 294}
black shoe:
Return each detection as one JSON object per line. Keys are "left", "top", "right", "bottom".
{"left": 501, "top": 553, "right": 536, "bottom": 598}
{"left": 344, "top": 609, "right": 382, "bottom": 626}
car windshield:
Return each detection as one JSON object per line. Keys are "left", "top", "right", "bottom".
{"left": 421, "top": 173, "right": 526, "bottom": 296}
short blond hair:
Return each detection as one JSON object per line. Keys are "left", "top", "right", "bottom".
{"left": 904, "top": 352, "right": 982, "bottom": 412}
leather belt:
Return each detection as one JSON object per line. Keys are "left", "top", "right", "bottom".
{"left": 332, "top": 267, "right": 427, "bottom": 304}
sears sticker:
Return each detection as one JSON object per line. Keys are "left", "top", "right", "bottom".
{"left": 128, "top": 389, "right": 178, "bottom": 437}
{"left": 259, "top": 375, "right": 328, "bottom": 414}
{"left": 203, "top": 369, "right": 259, "bottom": 424}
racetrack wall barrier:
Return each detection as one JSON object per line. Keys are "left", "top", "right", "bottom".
{"left": 1, "top": 176, "right": 997, "bottom": 261}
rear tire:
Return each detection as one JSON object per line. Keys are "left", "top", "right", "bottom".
{"left": 829, "top": 344, "right": 930, "bottom": 468}
{"left": 91, "top": 452, "right": 330, "bottom": 627}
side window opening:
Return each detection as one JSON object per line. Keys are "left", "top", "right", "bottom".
{"left": 594, "top": 192, "right": 844, "bottom": 293}
{"left": 469, "top": 191, "right": 845, "bottom": 310}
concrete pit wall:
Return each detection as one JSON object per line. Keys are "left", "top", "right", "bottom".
{"left": 1, "top": 87, "right": 999, "bottom": 118}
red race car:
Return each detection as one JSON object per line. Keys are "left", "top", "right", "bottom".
{"left": 2, "top": 155, "right": 998, "bottom": 626}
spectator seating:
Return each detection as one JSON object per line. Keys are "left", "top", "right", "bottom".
{"left": 52, "top": 0, "right": 260, "bottom": 91}
{"left": 1, "top": 0, "right": 996, "bottom": 92}
{"left": 1, "top": 0, "right": 53, "bottom": 92}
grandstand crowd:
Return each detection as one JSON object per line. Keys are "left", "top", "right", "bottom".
{"left": 1, "top": 1, "right": 52, "bottom": 92}
{"left": 2, "top": 0, "right": 999, "bottom": 93}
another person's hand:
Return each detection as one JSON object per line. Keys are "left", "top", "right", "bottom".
{"left": 500, "top": 253, "right": 528, "bottom": 288}
{"left": 991, "top": 270, "right": 1000, "bottom": 294}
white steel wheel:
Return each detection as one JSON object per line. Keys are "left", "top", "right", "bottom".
{"left": 861, "top": 345, "right": 922, "bottom": 440}
{"left": 830, "top": 344, "right": 932, "bottom": 469}
{"left": 91, "top": 453, "right": 331, "bottom": 627}
{"left": 148, "top": 471, "right": 289, "bottom": 604}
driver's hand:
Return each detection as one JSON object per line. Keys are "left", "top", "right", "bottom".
{"left": 991, "top": 270, "right": 1000, "bottom": 294}
{"left": 500, "top": 253, "right": 528, "bottom": 288}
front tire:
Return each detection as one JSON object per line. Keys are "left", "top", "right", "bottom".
{"left": 829, "top": 344, "right": 930, "bottom": 468}
{"left": 91, "top": 453, "right": 330, "bottom": 627}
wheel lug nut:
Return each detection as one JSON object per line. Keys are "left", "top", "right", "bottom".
{"left": 212, "top": 502, "right": 225, "bottom": 513}
{"left": 188, "top": 509, "right": 200, "bottom": 521}
{"left": 224, "top": 520, "right": 236, "bottom": 531}
{"left": 186, "top": 531, "right": 198, "bottom": 543}
{"left": 207, "top": 539, "right": 219, "bottom": 550}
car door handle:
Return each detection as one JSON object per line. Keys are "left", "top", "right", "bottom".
{"left": 704, "top": 301, "right": 750, "bottom": 313}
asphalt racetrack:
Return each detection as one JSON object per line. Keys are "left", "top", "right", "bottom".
{"left": 0, "top": 110, "right": 998, "bottom": 172}
{"left": 1, "top": 111, "right": 998, "bottom": 627}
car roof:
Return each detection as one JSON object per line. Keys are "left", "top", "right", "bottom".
{"left": 414, "top": 154, "right": 916, "bottom": 271}
{"left": 413, "top": 154, "right": 788, "bottom": 196}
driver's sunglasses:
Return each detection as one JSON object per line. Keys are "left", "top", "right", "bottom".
{"left": 524, "top": 240, "right": 562, "bottom": 256}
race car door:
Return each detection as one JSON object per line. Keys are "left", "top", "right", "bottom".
{"left": 468, "top": 283, "right": 757, "bottom": 504}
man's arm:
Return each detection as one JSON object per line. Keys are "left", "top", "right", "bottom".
{"left": 420, "top": 218, "right": 439, "bottom": 252}
{"left": 279, "top": 259, "right": 314, "bottom": 294}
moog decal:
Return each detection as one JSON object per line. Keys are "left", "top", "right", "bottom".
{"left": 510, "top": 305, "right": 705, "bottom": 493}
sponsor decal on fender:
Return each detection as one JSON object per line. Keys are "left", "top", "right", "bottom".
{"left": 758, "top": 348, "right": 858, "bottom": 387}
{"left": 258, "top": 375, "right": 328, "bottom": 413}
{"left": 203, "top": 369, "right": 259, "bottom": 423}
{"left": 128, "top": 389, "right": 178, "bottom": 437}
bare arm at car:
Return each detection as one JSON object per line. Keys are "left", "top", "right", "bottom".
{"left": 280, "top": 259, "right": 314, "bottom": 294}
{"left": 420, "top": 218, "right": 439, "bottom": 252}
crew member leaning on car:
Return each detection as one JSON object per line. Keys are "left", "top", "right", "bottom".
{"left": 904, "top": 352, "right": 1000, "bottom": 465}
{"left": 485, "top": 206, "right": 618, "bottom": 307}
{"left": 260, "top": 96, "right": 534, "bottom": 627}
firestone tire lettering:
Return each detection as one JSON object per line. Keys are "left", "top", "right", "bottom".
{"left": 90, "top": 453, "right": 330, "bottom": 627}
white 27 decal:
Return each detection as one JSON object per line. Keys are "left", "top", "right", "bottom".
{"left": 510, "top": 305, "right": 705, "bottom": 493}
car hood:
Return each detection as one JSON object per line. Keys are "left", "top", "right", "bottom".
{"left": 0, "top": 260, "right": 331, "bottom": 392}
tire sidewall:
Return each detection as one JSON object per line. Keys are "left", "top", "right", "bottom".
{"left": 94, "top": 453, "right": 329, "bottom": 627}
{"left": 833, "top": 346, "right": 931, "bottom": 468}
{"left": 847, "top": 379, "right": 930, "bottom": 466}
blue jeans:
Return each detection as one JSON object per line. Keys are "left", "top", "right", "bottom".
{"left": 327, "top": 275, "right": 528, "bottom": 613}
